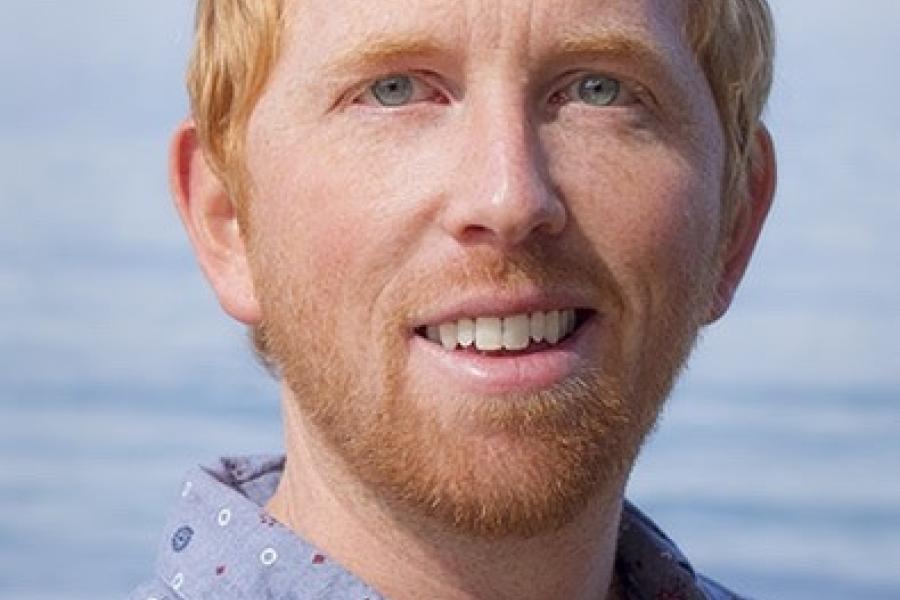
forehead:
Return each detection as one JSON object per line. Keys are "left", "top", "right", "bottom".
{"left": 282, "top": 0, "right": 693, "bottom": 74}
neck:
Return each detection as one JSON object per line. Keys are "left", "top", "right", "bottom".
{"left": 266, "top": 387, "right": 626, "bottom": 600}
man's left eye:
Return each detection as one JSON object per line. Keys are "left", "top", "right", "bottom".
{"left": 356, "top": 74, "right": 442, "bottom": 108}
{"left": 553, "top": 74, "right": 635, "bottom": 108}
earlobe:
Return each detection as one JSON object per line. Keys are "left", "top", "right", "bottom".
{"left": 169, "top": 121, "right": 262, "bottom": 325}
{"left": 706, "top": 126, "right": 777, "bottom": 324}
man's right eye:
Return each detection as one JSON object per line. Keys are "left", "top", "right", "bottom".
{"left": 355, "top": 74, "right": 445, "bottom": 108}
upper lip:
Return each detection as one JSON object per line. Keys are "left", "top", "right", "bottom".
{"left": 410, "top": 289, "right": 596, "bottom": 329}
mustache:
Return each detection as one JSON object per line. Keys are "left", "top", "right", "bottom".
{"left": 395, "top": 244, "right": 625, "bottom": 313}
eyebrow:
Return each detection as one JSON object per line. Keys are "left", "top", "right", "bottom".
{"left": 321, "top": 34, "right": 451, "bottom": 76}
{"left": 319, "top": 29, "right": 680, "bottom": 87}
{"left": 552, "top": 30, "right": 677, "bottom": 76}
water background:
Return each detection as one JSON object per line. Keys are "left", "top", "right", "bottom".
{"left": 1, "top": 2, "right": 898, "bottom": 599}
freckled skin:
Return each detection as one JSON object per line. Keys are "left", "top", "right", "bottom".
{"left": 245, "top": 0, "right": 724, "bottom": 513}
{"left": 175, "top": 0, "right": 772, "bottom": 598}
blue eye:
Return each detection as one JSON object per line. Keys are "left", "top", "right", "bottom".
{"left": 576, "top": 75, "right": 621, "bottom": 106}
{"left": 371, "top": 75, "right": 415, "bottom": 107}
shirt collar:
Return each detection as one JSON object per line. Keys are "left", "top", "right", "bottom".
{"left": 155, "top": 455, "right": 382, "bottom": 599}
{"left": 153, "top": 455, "right": 730, "bottom": 600}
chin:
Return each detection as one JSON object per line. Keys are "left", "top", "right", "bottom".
{"left": 289, "top": 360, "right": 659, "bottom": 539}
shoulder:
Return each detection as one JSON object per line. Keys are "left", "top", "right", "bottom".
{"left": 618, "top": 501, "right": 752, "bottom": 600}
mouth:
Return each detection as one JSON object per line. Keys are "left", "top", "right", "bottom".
{"left": 406, "top": 293, "right": 602, "bottom": 394}
{"left": 413, "top": 308, "right": 596, "bottom": 357}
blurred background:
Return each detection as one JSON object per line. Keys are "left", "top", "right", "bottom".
{"left": 0, "top": 2, "right": 897, "bottom": 599}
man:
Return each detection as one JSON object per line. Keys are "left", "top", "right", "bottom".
{"left": 130, "top": 0, "right": 776, "bottom": 598}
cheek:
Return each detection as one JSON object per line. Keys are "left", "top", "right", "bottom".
{"left": 243, "top": 110, "right": 451, "bottom": 328}
{"left": 548, "top": 130, "right": 722, "bottom": 311}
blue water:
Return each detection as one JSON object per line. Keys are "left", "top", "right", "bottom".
{"left": 1, "top": 375, "right": 898, "bottom": 599}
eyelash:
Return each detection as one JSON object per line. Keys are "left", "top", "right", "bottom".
{"left": 551, "top": 74, "right": 640, "bottom": 108}
{"left": 352, "top": 73, "right": 448, "bottom": 107}
{"left": 350, "top": 72, "right": 645, "bottom": 110}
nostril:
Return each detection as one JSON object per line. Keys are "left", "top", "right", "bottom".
{"left": 457, "top": 224, "right": 498, "bottom": 246}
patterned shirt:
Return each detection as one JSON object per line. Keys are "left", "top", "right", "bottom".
{"left": 127, "top": 455, "right": 747, "bottom": 600}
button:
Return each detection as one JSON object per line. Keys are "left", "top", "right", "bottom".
{"left": 217, "top": 508, "right": 232, "bottom": 527}
{"left": 171, "top": 572, "right": 185, "bottom": 590}
{"left": 260, "top": 547, "right": 278, "bottom": 566}
{"left": 171, "top": 526, "right": 194, "bottom": 553}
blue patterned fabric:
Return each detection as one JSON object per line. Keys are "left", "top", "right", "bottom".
{"left": 127, "top": 455, "right": 748, "bottom": 599}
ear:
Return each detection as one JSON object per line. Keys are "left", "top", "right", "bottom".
{"left": 170, "top": 121, "right": 262, "bottom": 325}
{"left": 706, "top": 125, "right": 777, "bottom": 324}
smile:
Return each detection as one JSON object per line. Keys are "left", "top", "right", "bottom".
{"left": 415, "top": 309, "right": 591, "bottom": 353}
{"left": 408, "top": 305, "right": 598, "bottom": 394}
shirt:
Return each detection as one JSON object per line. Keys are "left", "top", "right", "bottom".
{"left": 127, "top": 455, "right": 748, "bottom": 600}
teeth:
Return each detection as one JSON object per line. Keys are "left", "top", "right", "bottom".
{"left": 563, "top": 308, "right": 574, "bottom": 336}
{"left": 502, "top": 314, "right": 531, "bottom": 351}
{"left": 439, "top": 322, "right": 458, "bottom": 350}
{"left": 530, "top": 311, "right": 545, "bottom": 343}
{"left": 475, "top": 317, "right": 502, "bottom": 351}
{"left": 457, "top": 318, "right": 475, "bottom": 348}
{"left": 424, "top": 309, "right": 581, "bottom": 351}
{"left": 545, "top": 310, "right": 561, "bottom": 344}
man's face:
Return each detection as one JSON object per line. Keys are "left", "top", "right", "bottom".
{"left": 243, "top": 0, "right": 725, "bottom": 536}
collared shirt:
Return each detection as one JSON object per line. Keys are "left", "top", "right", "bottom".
{"left": 127, "top": 455, "right": 747, "bottom": 600}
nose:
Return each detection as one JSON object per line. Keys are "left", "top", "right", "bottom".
{"left": 439, "top": 105, "right": 566, "bottom": 248}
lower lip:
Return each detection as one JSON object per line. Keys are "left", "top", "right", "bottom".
{"left": 406, "top": 316, "right": 600, "bottom": 395}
